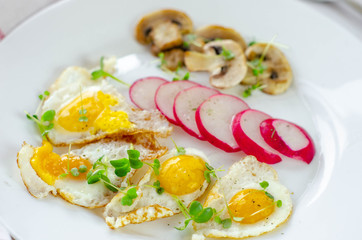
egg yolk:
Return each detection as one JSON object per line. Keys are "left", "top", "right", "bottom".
{"left": 56, "top": 91, "right": 133, "bottom": 133}
{"left": 157, "top": 155, "right": 207, "bottom": 195}
{"left": 30, "top": 141, "right": 92, "bottom": 185}
{"left": 228, "top": 189, "right": 275, "bottom": 224}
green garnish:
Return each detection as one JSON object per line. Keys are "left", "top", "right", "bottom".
{"left": 214, "top": 215, "right": 232, "bottom": 229}
{"left": 259, "top": 181, "right": 282, "bottom": 207}
{"left": 78, "top": 165, "right": 88, "bottom": 173}
{"left": 174, "top": 198, "right": 214, "bottom": 230}
{"left": 78, "top": 86, "right": 88, "bottom": 122}
{"left": 221, "top": 47, "right": 235, "bottom": 61}
{"left": 25, "top": 109, "right": 55, "bottom": 139}
{"left": 38, "top": 90, "right": 50, "bottom": 100}
{"left": 242, "top": 82, "right": 264, "bottom": 98}
{"left": 91, "top": 57, "right": 130, "bottom": 87}
{"left": 182, "top": 34, "right": 199, "bottom": 49}
{"left": 70, "top": 168, "right": 79, "bottom": 177}
{"left": 121, "top": 187, "right": 138, "bottom": 206}
{"left": 158, "top": 52, "right": 167, "bottom": 67}
{"left": 145, "top": 180, "right": 164, "bottom": 195}
{"left": 171, "top": 138, "right": 186, "bottom": 156}
{"left": 248, "top": 41, "right": 256, "bottom": 46}
{"left": 204, "top": 163, "right": 224, "bottom": 183}
{"left": 143, "top": 159, "right": 161, "bottom": 176}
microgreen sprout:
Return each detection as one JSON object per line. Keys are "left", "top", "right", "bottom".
{"left": 173, "top": 198, "right": 214, "bottom": 230}
{"left": 59, "top": 144, "right": 72, "bottom": 178}
{"left": 171, "top": 138, "right": 186, "bottom": 156}
{"left": 158, "top": 54, "right": 190, "bottom": 81}
{"left": 182, "top": 34, "right": 202, "bottom": 49}
{"left": 248, "top": 40, "right": 256, "bottom": 46}
{"left": 91, "top": 57, "right": 130, "bottom": 87}
{"left": 221, "top": 47, "right": 235, "bottom": 61}
{"left": 143, "top": 159, "right": 161, "bottom": 176}
{"left": 38, "top": 90, "right": 50, "bottom": 100}
{"left": 121, "top": 187, "right": 138, "bottom": 206}
{"left": 25, "top": 109, "right": 55, "bottom": 139}
{"left": 213, "top": 208, "right": 232, "bottom": 229}
{"left": 145, "top": 180, "right": 164, "bottom": 195}
{"left": 78, "top": 86, "right": 88, "bottom": 122}
{"left": 242, "top": 82, "right": 265, "bottom": 98}
{"left": 204, "top": 163, "right": 224, "bottom": 183}
{"left": 259, "top": 181, "right": 283, "bottom": 207}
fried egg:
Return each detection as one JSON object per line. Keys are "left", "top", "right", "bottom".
{"left": 41, "top": 63, "right": 172, "bottom": 146}
{"left": 17, "top": 135, "right": 167, "bottom": 208}
{"left": 104, "top": 148, "right": 210, "bottom": 228}
{"left": 192, "top": 156, "right": 292, "bottom": 239}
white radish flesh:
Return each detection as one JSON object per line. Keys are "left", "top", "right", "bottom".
{"left": 129, "top": 77, "right": 168, "bottom": 110}
{"left": 260, "top": 119, "right": 315, "bottom": 164}
{"left": 174, "top": 86, "right": 220, "bottom": 140}
{"left": 196, "top": 94, "right": 249, "bottom": 152}
{"left": 232, "top": 109, "right": 282, "bottom": 164}
{"left": 154, "top": 80, "right": 199, "bottom": 125}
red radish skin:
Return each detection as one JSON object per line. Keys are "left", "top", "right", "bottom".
{"left": 196, "top": 94, "right": 249, "bottom": 152}
{"left": 129, "top": 77, "right": 168, "bottom": 110}
{"left": 174, "top": 86, "right": 220, "bottom": 140}
{"left": 260, "top": 119, "right": 315, "bottom": 164}
{"left": 232, "top": 109, "right": 282, "bottom": 164}
{"left": 154, "top": 80, "right": 200, "bottom": 125}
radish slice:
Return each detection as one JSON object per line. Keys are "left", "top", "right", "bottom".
{"left": 129, "top": 77, "right": 168, "bottom": 110}
{"left": 155, "top": 81, "right": 200, "bottom": 125}
{"left": 260, "top": 119, "right": 315, "bottom": 164}
{"left": 196, "top": 94, "right": 249, "bottom": 152}
{"left": 174, "top": 86, "right": 220, "bottom": 140}
{"left": 232, "top": 109, "right": 282, "bottom": 164}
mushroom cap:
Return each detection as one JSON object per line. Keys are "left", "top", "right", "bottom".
{"left": 135, "top": 9, "right": 193, "bottom": 45}
{"left": 203, "top": 40, "right": 248, "bottom": 89}
{"left": 243, "top": 43, "right": 293, "bottom": 95}
{"left": 196, "top": 25, "right": 247, "bottom": 51}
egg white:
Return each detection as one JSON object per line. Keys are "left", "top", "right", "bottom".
{"left": 192, "top": 156, "right": 292, "bottom": 239}
{"left": 104, "top": 148, "right": 211, "bottom": 228}
{"left": 17, "top": 137, "right": 167, "bottom": 208}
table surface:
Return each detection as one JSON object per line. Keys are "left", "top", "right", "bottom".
{"left": 0, "top": 0, "right": 361, "bottom": 238}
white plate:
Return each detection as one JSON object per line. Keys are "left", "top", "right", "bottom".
{"left": 0, "top": 0, "right": 361, "bottom": 239}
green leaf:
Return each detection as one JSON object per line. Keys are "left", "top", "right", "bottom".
{"left": 153, "top": 180, "right": 161, "bottom": 188}
{"left": 41, "top": 110, "right": 56, "bottom": 122}
{"left": 39, "top": 94, "right": 44, "bottom": 100}
{"left": 183, "top": 72, "right": 190, "bottom": 80}
{"left": 221, "top": 47, "right": 235, "bottom": 61}
{"left": 100, "top": 56, "right": 104, "bottom": 70}
{"left": 59, "top": 173, "right": 68, "bottom": 178}
{"left": 110, "top": 158, "right": 128, "bottom": 168}
{"left": 156, "top": 187, "right": 164, "bottom": 195}
{"left": 248, "top": 41, "right": 256, "bottom": 46}
{"left": 189, "top": 201, "right": 203, "bottom": 217}
{"left": 91, "top": 70, "right": 105, "bottom": 80}
{"left": 101, "top": 175, "right": 118, "bottom": 192}
{"left": 114, "top": 166, "right": 131, "bottom": 178}
{"left": 276, "top": 200, "right": 282, "bottom": 208}
{"left": 70, "top": 168, "right": 79, "bottom": 177}
{"left": 78, "top": 116, "right": 88, "bottom": 122}
{"left": 87, "top": 169, "right": 105, "bottom": 184}
{"left": 214, "top": 216, "right": 222, "bottom": 224}
{"left": 175, "top": 218, "right": 191, "bottom": 231}
{"left": 205, "top": 162, "right": 214, "bottom": 171}
{"left": 152, "top": 159, "right": 160, "bottom": 176}
{"left": 44, "top": 91, "right": 50, "bottom": 96}
{"left": 78, "top": 165, "right": 87, "bottom": 173}
{"left": 204, "top": 170, "right": 211, "bottom": 183}
{"left": 176, "top": 146, "right": 186, "bottom": 156}
{"left": 127, "top": 187, "right": 138, "bottom": 199}
{"left": 121, "top": 195, "right": 132, "bottom": 206}
{"left": 193, "top": 207, "right": 214, "bottom": 223}
{"left": 232, "top": 216, "right": 243, "bottom": 222}
{"left": 259, "top": 181, "right": 269, "bottom": 190}
{"left": 221, "top": 218, "right": 232, "bottom": 228}
{"left": 93, "top": 155, "right": 104, "bottom": 169}
{"left": 128, "top": 149, "right": 143, "bottom": 169}
{"left": 79, "top": 109, "right": 87, "bottom": 115}
{"left": 265, "top": 191, "right": 274, "bottom": 200}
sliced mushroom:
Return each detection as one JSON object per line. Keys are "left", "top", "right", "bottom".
{"left": 163, "top": 48, "right": 185, "bottom": 71}
{"left": 243, "top": 43, "right": 293, "bottom": 95}
{"left": 135, "top": 9, "right": 193, "bottom": 52}
{"left": 184, "top": 39, "right": 247, "bottom": 89}
{"left": 196, "top": 25, "right": 247, "bottom": 51}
